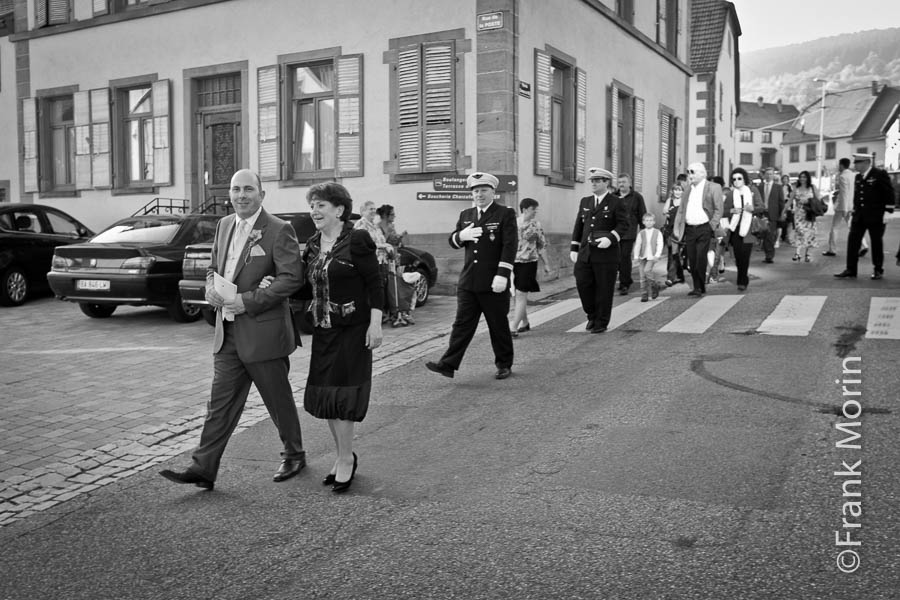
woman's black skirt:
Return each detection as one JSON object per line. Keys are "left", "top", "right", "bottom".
{"left": 304, "top": 322, "right": 372, "bottom": 422}
{"left": 513, "top": 261, "right": 540, "bottom": 292}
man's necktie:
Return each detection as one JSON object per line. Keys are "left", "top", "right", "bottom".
{"left": 477, "top": 210, "right": 483, "bottom": 222}
{"left": 765, "top": 183, "right": 771, "bottom": 199}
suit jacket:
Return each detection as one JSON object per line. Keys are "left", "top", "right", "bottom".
{"left": 834, "top": 168, "right": 855, "bottom": 213}
{"left": 853, "top": 167, "right": 895, "bottom": 221}
{"left": 570, "top": 193, "right": 629, "bottom": 264}
{"left": 449, "top": 202, "right": 518, "bottom": 292}
{"left": 672, "top": 180, "right": 724, "bottom": 241}
{"left": 207, "top": 209, "right": 302, "bottom": 363}
{"left": 756, "top": 180, "right": 785, "bottom": 222}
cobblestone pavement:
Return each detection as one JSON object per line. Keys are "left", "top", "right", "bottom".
{"left": 0, "top": 279, "right": 570, "bottom": 528}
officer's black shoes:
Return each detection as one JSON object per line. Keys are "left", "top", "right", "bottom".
{"left": 834, "top": 270, "right": 857, "bottom": 279}
{"left": 495, "top": 367, "right": 512, "bottom": 380}
{"left": 871, "top": 270, "right": 884, "bottom": 280}
{"left": 585, "top": 320, "right": 595, "bottom": 331}
{"left": 425, "top": 361, "right": 454, "bottom": 378}
{"left": 590, "top": 325, "right": 608, "bottom": 334}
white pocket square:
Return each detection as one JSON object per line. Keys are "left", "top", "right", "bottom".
{"left": 249, "top": 245, "right": 266, "bottom": 257}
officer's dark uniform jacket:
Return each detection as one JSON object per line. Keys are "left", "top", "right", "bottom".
{"left": 853, "top": 167, "right": 894, "bottom": 221}
{"left": 570, "top": 193, "right": 629, "bottom": 264}
{"left": 449, "top": 202, "right": 518, "bottom": 291}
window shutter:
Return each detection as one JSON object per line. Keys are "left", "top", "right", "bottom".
{"left": 659, "top": 111, "right": 671, "bottom": 201}
{"left": 609, "top": 82, "right": 620, "bottom": 175}
{"left": 335, "top": 54, "right": 363, "bottom": 178}
{"left": 35, "top": 0, "right": 47, "bottom": 28}
{"left": 257, "top": 65, "right": 280, "bottom": 181}
{"left": 93, "top": 0, "right": 108, "bottom": 16}
{"left": 90, "top": 88, "right": 111, "bottom": 188}
{"left": 575, "top": 67, "right": 587, "bottom": 183}
{"left": 48, "top": 0, "right": 68, "bottom": 24}
{"left": 151, "top": 79, "right": 172, "bottom": 186}
{"left": 657, "top": 0, "right": 667, "bottom": 47}
{"left": 396, "top": 44, "right": 422, "bottom": 172}
{"left": 633, "top": 96, "right": 644, "bottom": 192}
{"left": 22, "top": 98, "right": 39, "bottom": 193}
{"left": 73, "top": 91, "right": 92, "bottom": 190}
{"left": 422, "top": 41, "right": 454, "bottom": 171}
{"left": 534, "top": 50, "right": 552, "bottom": 176}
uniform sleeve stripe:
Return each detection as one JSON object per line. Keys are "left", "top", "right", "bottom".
{"left": 498, "top": 261, "right": 514, "bottom": 271}
{"left": 571, "top": 241, "right": 581, "bottom": 247}
{"left": 612, "top": 231, "right": 621, "bottom": 242}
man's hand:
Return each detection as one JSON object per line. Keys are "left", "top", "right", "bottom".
{"left": 205, "top": 287, "right": 225, "bottom": 309}
{"left": 596, "top": 237, "right": 612, "bottom": 249}
{"left": 491, "top": 275, "right": 508, "bottom": 293}
{"left": 258, "top": 275, "right": 275, "bottom": 289}
{"left": 569, "top": 251, "right": 578, "bottom": 263}
{"left": 223, "top": 294, "right": 246, "bottom": 316}
{"left": 458, "top": 223, "right": 483, "bottom": 242}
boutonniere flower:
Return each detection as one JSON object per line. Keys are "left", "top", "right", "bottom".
{"left": 247, "top": 230, "right": 263, "bottom": 247}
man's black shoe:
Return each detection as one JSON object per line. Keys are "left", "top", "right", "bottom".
{"left": 763, "top": 258, "right": 774, "bottom": 263}
{"left": 273, "top": 458, "right": 306, "bottom": 482}
{"left": 871, "top": 271, "right": 884, "bottom": 280}
{"left": 619, "top": 284, "right": 630, "bottom": 295}
{"left": 590, "top": 325, "right": 608, "bottom": 334}
{"left": 822, "top": 251, "right": 837, "bottom": 257}
{"left": 160, "top": 469, "right": 214, "bottom": 490}
{"left": 585, "top": 320, "right": 595, "bottom": 331}
{"left": 425, "top": 361, "right": 454, "bottom": 378}
{"left": 495, "top": 367, "right": 512, "bottom": 380}
{"left": 834, "top": 270, "right": 857, "bottom": 279}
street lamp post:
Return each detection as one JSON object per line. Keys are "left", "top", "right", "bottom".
{"left": 813, "top": 78, "right": 828, "bottom": 189}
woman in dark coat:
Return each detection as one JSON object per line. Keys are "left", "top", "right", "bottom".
{"left": 724, "top": 167, "right": 766, "bottom": 291}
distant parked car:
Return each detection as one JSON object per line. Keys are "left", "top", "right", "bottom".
{"left": 48, "top": 213, "right": 222, "bottom": 321}
{"left": 179, "top": 212, "right": 438, "bottom": 329}
{"left": 0, "top": 203, "right": 94, "bottom": 306}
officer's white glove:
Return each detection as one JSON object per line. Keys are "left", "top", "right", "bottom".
{"left": 596, "top": 237, "right": 612, "bottom": 249}
{"left": 569, "top": 251, "right": 578, "bottom": 263}
{"left": 491, "top": 276, "right": 508, "bottom": 293}
{"left": 458, "top": 223, "right": 483, "bottom": 242}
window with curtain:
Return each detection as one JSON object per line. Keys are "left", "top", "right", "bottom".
{"left": 291, "top": 62, "right": 336, "bottom": 174}
{"left": 48, "top": 97, "right": 76, "bottom": 190}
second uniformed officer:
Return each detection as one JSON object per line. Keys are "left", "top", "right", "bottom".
{"left": 570, "top": 167, "right": 629, "bottom": 333}
{"left": 426, "top": 172, "right": 518, "bottom": 379}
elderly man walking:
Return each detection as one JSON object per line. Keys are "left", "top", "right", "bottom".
{"left": 673, "top": 162, "right": 723, "bottom": 298}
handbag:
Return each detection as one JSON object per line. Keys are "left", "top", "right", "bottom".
{"left": 750, "top": 215, "right": 769, "bottom": 238}
{"left": 809, "top": 196, "right": 826, "bottom": 217}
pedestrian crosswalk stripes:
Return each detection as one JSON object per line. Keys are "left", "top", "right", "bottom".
{"left": 659, "top": 295, "right": 743, "bottom": 334}
{"left": 757, "top": 295, "right": 827, "bottom": 337}
{"left": 519, "top": 293, "right": 900, "bottom": 339}
{"left": 866, "top": 297, "right": 900, "bottom": 339}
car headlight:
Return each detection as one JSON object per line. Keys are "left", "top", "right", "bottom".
{"left": 51, "top": 256, "right": 73, "bottom": 271}
{"left": 121, "top": 256, "right": 156, "bottom": 274}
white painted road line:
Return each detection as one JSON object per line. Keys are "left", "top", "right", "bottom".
{"left": 865, "top": 297, "right": 900, "bottom": 339}
{"left": 524, "top": 298, "right": 583, "bottom": 328}
{"left": 566, "top": 296, "right": 669, "bottom": 332}
{"left": 659, "top": 295, "right": 743, "bottom": 334}
{"left": 757, "top": 295, "right": 827, "bottom": 336}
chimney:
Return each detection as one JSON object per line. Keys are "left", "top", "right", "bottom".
{"left": 776, "top": 99, "right": 783, "bottom": 113}
{"left": 757, "top": 96, "right": 764, "bottom": 108}
{"left": 872, "top": 80, "right": 880, "bottom": 96}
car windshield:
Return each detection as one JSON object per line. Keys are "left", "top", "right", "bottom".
{"left": 92, "top": 219, "right": 181, "bottom": 244}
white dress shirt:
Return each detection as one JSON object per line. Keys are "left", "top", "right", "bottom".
{"left": 685, "top": 180, "right": 709, "bottom": 225}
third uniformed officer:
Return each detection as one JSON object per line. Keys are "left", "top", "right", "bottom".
{"left": 426, "top": 172, "right": 518, "bottom": 379}
{"left": 570, "top": 167, "right": 629, "bottom": 333}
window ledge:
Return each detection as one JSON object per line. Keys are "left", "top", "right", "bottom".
{"left": 279, "top": 175, "right": 338, "bottom": 188}
{"left": 545, "top": 176, "right": 576, "bottom": 189}
{"left": 39, "top": 190, "right": 79, "bottom": 199}
{"left": 390, "top": 171, "right": 460, "bottom": 185}
{"left": 111, "top": 186, "right": 157, "bottom": 196}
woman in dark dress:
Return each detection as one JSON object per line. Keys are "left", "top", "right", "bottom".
{"left": 302, "top": 183, "right": 384, "bottom": 493}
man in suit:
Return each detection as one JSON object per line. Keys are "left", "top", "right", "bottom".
{"left": 160, "top": 169, "right": 306, "bottom": 490}
{"left": 835, "top": 153, "right": 895, "bottom": 280}
{"left": 824, "top": 158, "right": 855, "bottom": 256}
{"left": 673, "top": 162, "right": 723, "bottom": 298}
{"left": 570, "top": 167, "right": 629, "bottom": 333}
{"left": 614, "top": 173, "right": 647, "bottom": 295}
{"left": 756, "top": 167, "right": 785, "bottom": 263}
{"left": 426, "top": 172, "right": 518, "bottom": 380}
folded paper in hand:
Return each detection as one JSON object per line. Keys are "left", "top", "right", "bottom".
{"left": 213, "top": 272, "right": 237, "bottom": 301}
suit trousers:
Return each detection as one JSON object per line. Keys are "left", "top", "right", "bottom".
{"left": 846, "top": 216, "right": 885, "bottom": 274}
{"left": 440, "top": 288, "right": 513, "bottom": 370}
{"left": 574, "top": 260, "right": 618, "bottom": 327}
{"left": 683, "top": 224, "right": 712, "bottom": 293}
{"left": 617, "top": 239, "right": 636, "bottom": 287}
{"left": 762, "top": 220, "right": 778, "bottom": 260}
{"left": 190, "top": 322, "right": 304, "bottom": 481}
{"left": 666, "top": 241, "right": 684, "bottom": 283}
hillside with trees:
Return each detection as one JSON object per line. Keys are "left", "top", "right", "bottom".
{"left": 741, "top": 28, "right": 900, "bottom": 108}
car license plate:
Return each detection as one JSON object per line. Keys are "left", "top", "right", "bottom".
{"left": 76, "top": 280, "right": 110, "bottom": 291}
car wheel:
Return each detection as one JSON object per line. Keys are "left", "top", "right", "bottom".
{"left": 79, "top": 302, "right": 117, "bottom": 318}
{"left": 201, "top": 308, "right": 217, "bottom": 326}
{"left": 167, "top": 292, "right": 203, "bottom": 323}
{"left": 0, "top": 267, "right": 28, "bottom": 306}
{"left": 413, "top": 267, "right": 430, "bottom": 307}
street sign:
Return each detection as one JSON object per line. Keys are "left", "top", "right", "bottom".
{"left": 477, "top": 12, "right": 503, "bottom": 31}
{"left": 417, "top": 192, "right": 473, "bottom": 201}
{"left": 432, "top": 174, "right": 518, "bottom": 192}
{"left": 518, "top": 81, "right": 531, "bottom": 99}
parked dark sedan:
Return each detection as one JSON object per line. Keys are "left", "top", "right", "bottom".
{"left": 0, "top": 203, "right": 94, "bottom": 306}
{"left": 48, "top": 213, "right": 221, "bottom": 321}
{"left": 179, "top": 212, "right": 438, "bottom": 330}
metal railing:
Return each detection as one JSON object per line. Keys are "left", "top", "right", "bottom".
{"left": 133, "top": 198, "right": 190, "bottom": 216}
{"left": 196, "top": 197, "right": 233, "bottom": 215}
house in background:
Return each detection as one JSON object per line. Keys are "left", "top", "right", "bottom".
{"left": 735, "top": 97, "right": 798, "bottom": 177}
{"left": 686, "top": 0, "right": 740, "bottom": 180}
{"left": 0, "top": 0, "right": 15, "bottom": 203}
{"left": 782, "top": 81, "right": 900, "bottom": 185}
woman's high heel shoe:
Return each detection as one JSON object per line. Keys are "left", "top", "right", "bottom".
{"left": 792, "top": 255, "right": 800, "bottom": 262}
{"left": 332, "top": 452, "right": 358, "bottom": 494}
{"left": 322, "top": 473, "right": 336, "bottom": 486}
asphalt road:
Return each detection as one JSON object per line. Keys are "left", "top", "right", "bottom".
{"left": 1, "top": 223, "right": 899, "bottom": 599}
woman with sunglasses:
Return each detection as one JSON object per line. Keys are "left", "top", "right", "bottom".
{"left": 724, "top": 167, "right": 765, "bottom": 291}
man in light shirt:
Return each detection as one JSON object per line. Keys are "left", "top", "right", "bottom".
{"left": 672, "top": 162, "right": 724, "bottom": 298}
{"left": 823, "top": 158, "right": 855, "bottom": 257}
